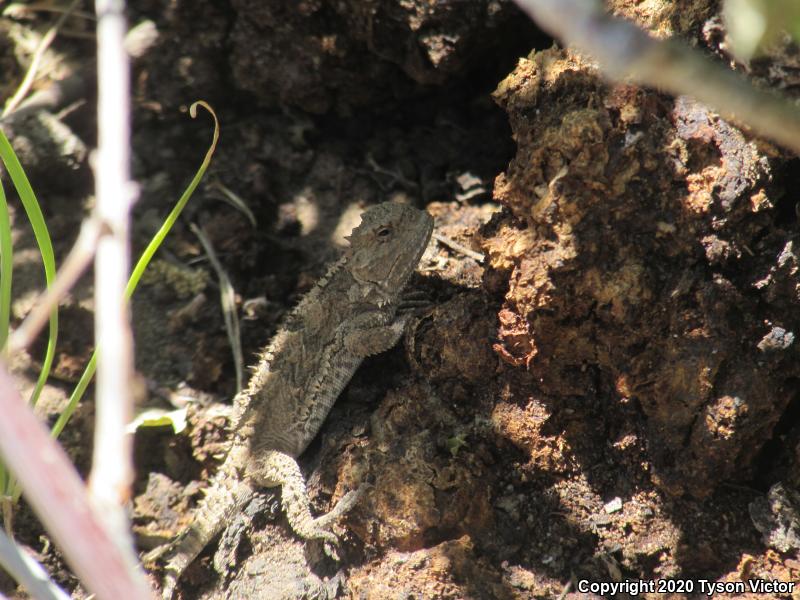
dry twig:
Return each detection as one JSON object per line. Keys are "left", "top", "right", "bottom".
{"left": 0, "top": 364, "right": 151, "bottom": 598}
{"left": 8, "top": 218, "right": 104, "bottom": 354}
{"left": 87, "top": 0, "right": 148, "bottom": 596}
{"left": 433, "top": 231, "right": 485, "bottom": 263}
{"left": 2, "top": 0, "right": 82, "bottom": 118}
{"left": 190, "top": 223, "right": 244, "bottom": 393}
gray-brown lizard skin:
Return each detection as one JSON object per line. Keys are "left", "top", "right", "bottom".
{"left": 155, "top": 202, "right": 433, "bottom": 598}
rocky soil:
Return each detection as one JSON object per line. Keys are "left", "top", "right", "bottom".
{"left": 2, "top": 1, "right": 799, "bottom": 598}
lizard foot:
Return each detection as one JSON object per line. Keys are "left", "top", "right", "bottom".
{"left": 160, "top": 568, "right": 179, "bottom": 600}
{"left": 316, "top": 486, "right": 365, "bottom": 528}
{"left": 141, "top": 541, "right": 179, "bottom": 598}
{"left": 293, "top": 485, "right": 367, "bottom": 560}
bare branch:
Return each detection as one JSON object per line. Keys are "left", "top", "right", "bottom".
{"left": 512, "top": 0, "right": 800, "bottom": 155}
{"left": 0, "top": 364, "right": 151, "bottom": 598}
{"left": 0, "top": 528, "right": 70, "bottom": 600}
{"left": 87, "top": 0, "right": 142, "bottom": 593}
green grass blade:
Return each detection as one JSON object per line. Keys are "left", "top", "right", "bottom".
{"left": 49, "top": 352, "right": 95, "bottom": 441}
{"left": 0, "top": 129, "right": 57, "bottom": 502}
{"left": 0, "top": 128, "right": 58, "bottom": 409}
{"left": 125, "top": 101, "right": 219, "bottom": 299}
{"left": 49, "top": 102, "right": 220, "bottom": 445}
{"left": 0, "top": 179, "right": 6, "bottom": 499}
{"left": 0, "top": 180, "right": 12, "bottom": 355}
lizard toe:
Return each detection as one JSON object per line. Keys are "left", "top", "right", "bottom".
{"left": 322, "top": 539, "right": 341, "bottom": 561}
{"left": 307, "top": 488, "right": 364, "bottom": 534}
{"left": 161, "top": 571, "right": 179, "bottom": 600}
{"left": 327, "top": 485, "right": 366, "bottom": 520}
{"left": 142, "top": 543, "right": 170, "bottom": 566}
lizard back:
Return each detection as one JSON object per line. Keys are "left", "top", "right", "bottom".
{"left": 232, "top": 202, "right": 433, "bottom": 458}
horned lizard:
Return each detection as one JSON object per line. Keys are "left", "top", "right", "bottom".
{"left": 152, "top": 202, "right": 433, "bottom": 598}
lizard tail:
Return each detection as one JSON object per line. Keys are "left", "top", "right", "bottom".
{"left": 160, "top": 473, "right": 254, "bottom": 599}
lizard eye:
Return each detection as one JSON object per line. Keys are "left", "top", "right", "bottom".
{"left": 376, "top": 226, "right": 392, "bottom": 240}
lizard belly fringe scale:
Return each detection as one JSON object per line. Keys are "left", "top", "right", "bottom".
{"left": 159, "top": 454, "right": 254, "bottom": 600}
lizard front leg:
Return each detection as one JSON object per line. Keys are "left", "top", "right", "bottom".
{"left": 343, "top": 312, "right": 411, "bottom": 358}
{"left": 248, "top": 450, "right": 363, "bottom": 559}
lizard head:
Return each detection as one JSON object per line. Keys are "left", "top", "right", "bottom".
{"left": 345, "top": 202, "right": 433, "bottom": 302}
